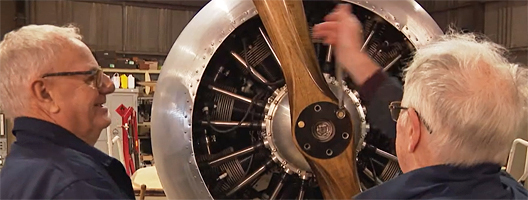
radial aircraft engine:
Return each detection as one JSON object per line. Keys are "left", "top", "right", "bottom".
{"left": 152, "top": 0, "right": 442, "bottom": 199}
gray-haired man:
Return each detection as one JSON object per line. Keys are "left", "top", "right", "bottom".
{"left": 0, "top": 24, "right": 133, "bottom": 199}
{"left": 314, "top": 4, "right": 528, "bottom": 199}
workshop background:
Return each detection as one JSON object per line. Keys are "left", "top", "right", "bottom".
{"left": 0, "top": 0, "right": 527, "bottom": 199}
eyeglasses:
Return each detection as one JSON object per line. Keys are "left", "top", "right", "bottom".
{"left": 389, "top": 101, "right": 433, "bottom": 134}
{"left": 41, "top": 68, "right": 104, "bottom": 88}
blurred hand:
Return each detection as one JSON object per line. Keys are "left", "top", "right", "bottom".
{"left": 313, "top": 4, "right": 379, "bottom": 86}
{"left": 313, "top": 4, "right": 363, "bottom": 59}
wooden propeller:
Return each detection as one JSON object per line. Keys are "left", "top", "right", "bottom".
{"left": 253, "top": 0, "right": 361, "bottom": 199}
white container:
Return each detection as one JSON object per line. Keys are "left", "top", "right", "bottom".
{"left": 128, "top": 74, "right": 135, "bottom": 89}
{"left": 112, "top": 73, "right": 120, "bottom": 88}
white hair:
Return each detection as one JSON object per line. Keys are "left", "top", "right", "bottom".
{"left": 402, "top": 31, "right": 528, "bottom": 166}
{"left": 0, "top": 24, "right": 82, "bottom": 118}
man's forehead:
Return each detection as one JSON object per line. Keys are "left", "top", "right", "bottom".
{"left": 68, "top": 37, "right": 86, "bottom": 47}
{"left": 57, "top": 40, "right": 97, "bottom": 71}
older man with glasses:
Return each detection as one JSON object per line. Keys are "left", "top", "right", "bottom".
{"left": 0, "top": 25, "right": 134, "bottom": 199}
{"left": 314, "top": 4, "right": 528, "bottom": 199}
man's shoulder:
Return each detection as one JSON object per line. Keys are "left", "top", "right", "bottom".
{"left": 354, "top": 164, "right": 526, "bottom": 199}
{"left": 0, "top": 142, "right": 111, "bottom": 199}
{"left": 6, "top": 141, "right": 105, "bottom": 175}
{"left": 500, "top": 171, "right": 528, "bottom": 199}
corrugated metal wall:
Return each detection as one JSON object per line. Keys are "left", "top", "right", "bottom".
{"left": 0, "top": 0, "right": 18, "bottom": 39}
{"left": 418, "top": 0, "right": 528, "bottom": 65}
{"left": 420, "top": 0, "right": 483, "bottom": 32}
{"left": 484, "top": 0, "right": 528, "bottom": 64}
{"left": 29, "top": 0, "right": 196, "bottom": 55}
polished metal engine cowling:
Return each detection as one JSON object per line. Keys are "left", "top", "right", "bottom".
{"left": 152, "top": 0, "right": 442, "bottom": 199}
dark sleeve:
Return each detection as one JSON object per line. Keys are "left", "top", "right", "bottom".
{"left": 357, "top": 69, "right": 403, "bottom": 139}
{"left": 52, "top": 178, "right": 129, "bottom": 199}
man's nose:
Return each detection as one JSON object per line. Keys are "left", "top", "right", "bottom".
{"left": 99, "top": 74, "right": 116, "bottom": 94}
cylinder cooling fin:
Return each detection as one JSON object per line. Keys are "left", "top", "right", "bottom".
{"left": 151, "top": 0, "right": 442, "bottom": 199}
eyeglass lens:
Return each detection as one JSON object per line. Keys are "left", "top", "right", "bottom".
{"left": 390, "top": 102, "right": 402, "bottom": 122}
{"left": 95, "top": 69, "right": 103, "bottom": 88}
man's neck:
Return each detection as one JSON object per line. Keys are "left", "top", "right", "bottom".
{"left": 404, "top": 150, "right": 442, "bottom": 173}
{"left": 20, "top": 112, "right": 94, "bottom": 146}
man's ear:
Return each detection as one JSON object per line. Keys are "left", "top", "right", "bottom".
{"left": 30, "top": 79, "right": 60, "bottom": 113}
{"left": 407, "top": 108, "right": 422, "bottom": 152}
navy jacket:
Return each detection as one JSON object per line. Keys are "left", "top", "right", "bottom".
{"left": 354, "top": 163, "right": 528, "bottom": 199}
{"left": 354, "top": 69, "right": 528, "bottom": 199}
{"left": 0, "top": 117, "right": 135, "bottom": 199}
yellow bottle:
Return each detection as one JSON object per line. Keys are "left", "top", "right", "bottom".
{"left": 120, "top": 74, "right": 128, "bottom": 89}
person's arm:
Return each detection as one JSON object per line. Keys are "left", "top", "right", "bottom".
{"left": 312, "top": 4, "right": 403, "bottom": 140}
{"left": 342, "top": 51, "right": 403, "bottom": 140}
{"left": 357, "top": 68, "right": 403, "bottom": 139}
{"left": 52, "top": 178, "right": 133, "bottom": 199}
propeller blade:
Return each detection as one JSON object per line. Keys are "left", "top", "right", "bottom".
{"left": 253, "top": 0, "right": 361, "bottom": 199}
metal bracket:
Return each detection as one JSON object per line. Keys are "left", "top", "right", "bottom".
{"left": 506, "top": 138, "right": 528, "bottom": 185}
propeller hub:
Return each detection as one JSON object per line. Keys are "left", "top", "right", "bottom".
{"left": 263, "top": 75, "right": 368, "bottom": 177}
{"left": 295, "top": 101, "right": 353, "bottom": 159}
{"left": 312, "top": 120, "right": 335, "bottom": 142}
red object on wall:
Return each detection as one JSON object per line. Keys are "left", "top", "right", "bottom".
{"left": 116, "top": 104, "right": 139, "bottom": 176}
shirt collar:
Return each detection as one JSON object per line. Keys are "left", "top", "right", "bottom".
{"left": 12, "top": 116, "right": 114, "bottom": 166}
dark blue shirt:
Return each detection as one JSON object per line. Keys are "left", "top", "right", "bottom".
{"left": 0, "top": 117, "right": 135, "bottom": 199}
{"left": 354, "top": 161, "right": 528, "bottom": 199}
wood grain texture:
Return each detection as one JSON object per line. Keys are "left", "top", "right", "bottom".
{"left": 252, "top": 0, "right": 361, "bottom": 199}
